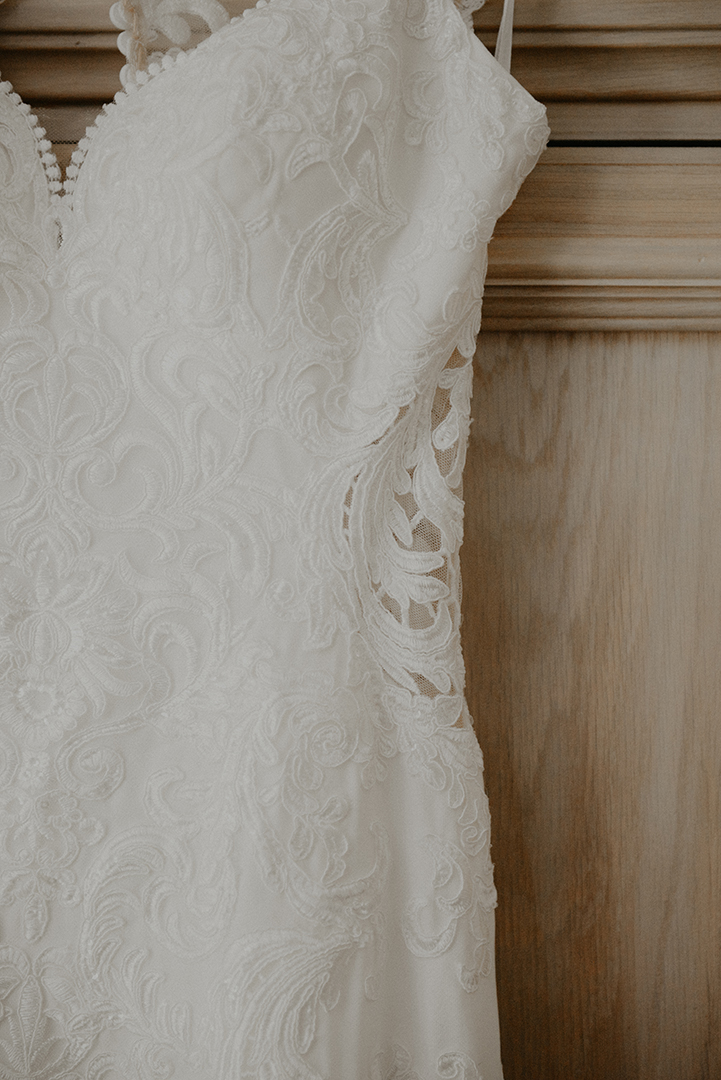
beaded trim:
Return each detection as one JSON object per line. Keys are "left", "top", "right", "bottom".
{"left": 1, "top": 1, "right": 274, "bottom": 213}
{"left": 60, "top": 47, "right": 184, "bottom": 207}
{"left": 109, "top": 0, "right": 231, "bottom": 87}
{"left": 0, "top": 81, "right": 63, "bottom": 206}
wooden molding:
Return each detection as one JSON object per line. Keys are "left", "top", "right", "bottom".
{"left": 5, "top": 0, "right": 721, "bottom": 32}
{"left": 546, "top": 101, "right": 721, "bottom": 143}
{"left": 0, "top": 33, "right": 117, "bottom": 49}
{"left": 485, "top": 148, "right": 721, "bottom": 328}
{"left": 481, "top": 284, "right": 721, "bottom": 330}
{"left": 476, "top": 0, "right": 721, "bottom": 31}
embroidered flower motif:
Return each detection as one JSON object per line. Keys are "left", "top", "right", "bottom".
{"left": 0, "top": 328, "right": 128, "bottom": 455}
{"left": 326, "top": 7, "right": 367, "bottom": 55}
{"left": 437, "top": 183, "right": 495, "bottom": 250}
{"left": 395, "top": 170, "right": 495, "bottom": 273}
{"left": 4, "top": 664, "right": 85, "bottom": 751}
{"left": 0, "top": 785, "right": 103, "bottom": 941}
{"left": 0, "top": 947, "right": 105, "bottom": 1072}
{"left": 0, "top": 544, "right": 141, "bottom": 743}
{"left": 16, "top": 750, "right": 51, "bottom": 791}
{"left": 371, "top": 1043, "right": 423, "bottom": 1080}
{"left": 371, "top": 1045, "right": 484, "bottom": 1080}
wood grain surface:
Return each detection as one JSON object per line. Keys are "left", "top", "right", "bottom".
{"left": 476, "top": 1, "right": 721, "bottom": 30}
{"left": 484, "top": 148, "right": 721, "bottom": 330}
{"left": 462, "top": 330, "right": 721, "bottom": 1080}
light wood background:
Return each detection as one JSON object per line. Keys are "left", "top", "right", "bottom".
{"left": 1, "top": 3, "right": 720, "bottom": 1077}
{"left": 461, "top": 331, "right": 721, "bottom": 1079}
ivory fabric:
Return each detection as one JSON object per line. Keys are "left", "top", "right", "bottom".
{"left": 0, "top": 1, "right": 548, "bottom": 1076}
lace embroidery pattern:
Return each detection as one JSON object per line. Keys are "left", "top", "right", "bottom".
{"left": 371, "top": 1044, "right": 484, "bottom": 1080}
{"left": 453, "top": 0, "right": 487, "bottom": 31}
{"left": 0, "top": 0, "right": 548, "bottom": 1074}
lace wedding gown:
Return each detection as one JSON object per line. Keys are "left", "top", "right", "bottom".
{"left": 0, "top": 0, "right": 548, "bottom": 1075}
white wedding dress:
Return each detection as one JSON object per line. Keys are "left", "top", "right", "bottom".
{"left": 0, "top": 1, "right": 548, "bottom": 1076}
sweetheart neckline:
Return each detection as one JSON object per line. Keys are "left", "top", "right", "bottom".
{"left": 0, "top": 5, "right": 257, "bottom": 223}
{"left": 0, "top": 0, "right": 514, "bottom": 244}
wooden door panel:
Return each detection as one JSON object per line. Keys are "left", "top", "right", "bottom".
{"left": 462, "top": 330, "right": 721, "bottom": 1079}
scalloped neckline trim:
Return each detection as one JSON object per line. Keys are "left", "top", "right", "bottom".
{"left": 0, "top": 1, "right": 275, "bottom": 215}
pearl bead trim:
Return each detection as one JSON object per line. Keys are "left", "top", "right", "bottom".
{"left": 0, "top": 1, "right": 277, "bottom": 213}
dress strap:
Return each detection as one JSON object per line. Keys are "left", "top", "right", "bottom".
{"left": 495, "top": 0, "right": 515, "bottom": 71}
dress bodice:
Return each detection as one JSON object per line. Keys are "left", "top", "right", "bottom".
{"left": 0, "top": 3, "right": 548, "bottom": 1077}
